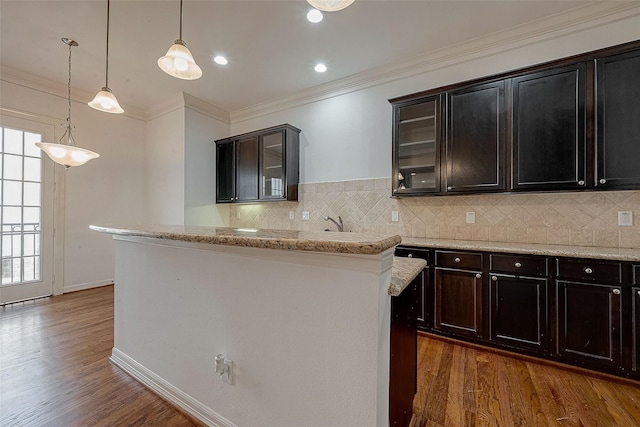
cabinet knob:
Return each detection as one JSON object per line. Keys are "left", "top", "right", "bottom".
{"left": 584, "top": 267, "right": 593, "bottom": 274}
{"left": 613, "top": 288, "right": 621, "bottom": 295}
{"left": 447, "top": 186, "right": 452, "bottom": 190}
{"left": 599, "top": 178, "right": 607, "bottom": 184}
{"left": 476, "top": 273, "right": 482, "bottom": 279}
{"left": 578, "top": 180, "right": 585, "bottom": 186}
{"left": 514, "top": 262, "right": 522, "bottom": 268}
{"left": 637, "top": 290, "right": 640, "bottom": 296}
{"left": 454, "top": 257, "right": 461, "bottom": 263}
{"left": 407, "top": 254, "right": 413, "bottom": 258}
{"left": 491, "top": 276, "right": 497, "bottom": 281}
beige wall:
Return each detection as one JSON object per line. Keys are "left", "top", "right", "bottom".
{"left": 230, "top": 179, "right": 640, "bottom": 249}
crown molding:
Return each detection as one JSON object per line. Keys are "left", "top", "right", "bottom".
{"left": 230, "top": 1, "right": 640, "bottom": 124}
{"left": 144, "top": 92, "right": 230, "bottom": 123}
{"left": 0, "top": 65, "right": 147, "bottom": 121}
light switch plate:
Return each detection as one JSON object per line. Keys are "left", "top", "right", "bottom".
{"left": 618, "top": 211, "right": 633, "bottom": 226}
{"left": 391, "top": 211, "right": 399, "bottom": 222}
{"left": 302, "top": 211, "right": 310, "bottom": 221}
{"left": 466, "top": 212, "right": 476, "bottom": 224}
{"left": 289, "top": 211, "right": 295, "bottom": 220}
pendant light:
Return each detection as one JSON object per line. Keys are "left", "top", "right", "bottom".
{"left": 36, "top": 38, "right": 100, "bottom": 169}
{"left": 88, "top": 0, "right": 124, "bottom": 114}
{"left": 158, "top": 0, "right": 202, "bottom": 80}
{"left": 307, "top": 0, "right": 355, "bottom": 12}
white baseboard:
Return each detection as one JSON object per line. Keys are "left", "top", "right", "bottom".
{"left": 110, "top": 348, "right": 236, "bottom": 427}
{"left": 63, "top": 279, "right": 114, "bottom": 294}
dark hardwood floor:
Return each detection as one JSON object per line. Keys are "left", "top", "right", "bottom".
{"left": 3, "top": 286, "right": 640, "bottom": 426}
{"left": 411, "top": 333, "right": 640, "bottom": 427}
{"left": 0, "top": 286, "right": 199, "bottom": 427}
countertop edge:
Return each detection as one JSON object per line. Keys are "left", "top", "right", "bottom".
{"left": 389, "top": 256, "right": 426, "bottom": 297}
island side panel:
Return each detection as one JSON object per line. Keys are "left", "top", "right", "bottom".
{"left": 111, "top": 236, "right": 393, "bottom": 427}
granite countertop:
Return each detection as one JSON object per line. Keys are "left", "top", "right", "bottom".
{"left": 90, "top": 224, "right": 402, "bottom": 256}
{"left": 401, "top": 237, "right": 640, "bottom": 262}
{"left": 389, "top": 256, "right": 426, "bottom": 297}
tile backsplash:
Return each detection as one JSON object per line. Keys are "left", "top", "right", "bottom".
{"left": 229, "top": 178, "right": 640, "bottom": 249}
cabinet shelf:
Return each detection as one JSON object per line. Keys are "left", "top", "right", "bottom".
{"left": 265, "top": 144, "right": 282, "bottom": 149}
{"left": 264, "top": 165, "right": 282, "bottom": 170}
{"left": 399, "top": 139, "right": 436, "bottom": 147}
{"left": 399, "top": 115, "right": 436, "bottom": 124}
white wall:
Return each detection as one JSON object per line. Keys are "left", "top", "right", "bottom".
{"left": 0, "top": 79, "right": 147, "bottom": 292}
{"left": 229, "top": 13, "right": 640, "bottom": 184}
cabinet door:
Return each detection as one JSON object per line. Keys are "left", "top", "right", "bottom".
{"left": 634, "top": 286, "right": 640, "bottom": 373}
{"left": 236, "top": 136, "right": 259, "bottom": 202}
{"left": 512, "top": 64, "right": 586, "bottom": 190}
{"left": 216, "top": 140, "right": 235, "bottom": 202}
{"left": 392, "top": 96, "right": 441, "bottom": 195}
{"left": 490, "top": 274, "right": 547, "bottom": 353}
{"left": 446, "top": 81, "right": 505, "bottom": 193}
{"left": 434, "top": 268, "right": 482, "bottom": 338}
{"left": 260, "top": 130, "right": 286, "bottom": 200}
{"left": 596, "top": 49, "right": 640, "bottom": 189}
{"left": 557, "top": 280, "right": 622, "bottom": 369}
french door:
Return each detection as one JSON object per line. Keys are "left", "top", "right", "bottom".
{"left": 0, "top": 117, "right": 55, "bottom": 304}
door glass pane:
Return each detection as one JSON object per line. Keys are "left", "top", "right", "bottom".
{"left": 1, "top": 126, "right": 43, "bottom": 285}
{"left": 398, "top": 101, "right": 437, "bottom": 190}
{"left": 262, "top": 132, "right": 283, "bottom": 197}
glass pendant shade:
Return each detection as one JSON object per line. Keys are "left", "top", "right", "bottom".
{"left": 306, "top": 0, "right": 354, "bottom": 12}
{"left": 158, "top": 40, "right": 202, "bottom": 80}
{"left": 88, "top": 87, "right": 124, "bottom": 114}
{"left": 36, "top": 142, "right": 100, "bottom": 169}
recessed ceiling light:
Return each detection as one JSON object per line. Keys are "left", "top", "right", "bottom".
{"left": 214, "top": 55, "right": 228, "bottom": 65}
{"left": 314, "top": 63, "right": 327, "bottom": 73}
{"left": 307, "top": 9, "right": 323, "bottom": 23}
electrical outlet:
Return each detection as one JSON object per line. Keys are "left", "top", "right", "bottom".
{"left": 618, "top": 211, "right": 633, "bottom": 226}
{"left": 302, "top": 211, "right": 310, "bottom": 221}
{"left": 466, "top": 212, "right": 476, "bottom": 224}
{"left": 391, "top": 211, "right": 399, "bottom": 222}
{"left": 236, "top": 211, "right": 241, "bottom": 220}
{"left": 289, "top": 211, "right": 295, "bottom": 220}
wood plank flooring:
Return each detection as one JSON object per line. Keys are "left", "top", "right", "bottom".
{"left": 3, "top": 286, "right": 640, "bottom": 426}
{"left": 411, "top": 333, "right": 640, "bottom": 427}
{"left": 0, "top": 286, "right": 200, "bottom": 427}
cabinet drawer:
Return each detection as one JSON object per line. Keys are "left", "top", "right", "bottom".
{"left": 395, "top": 246, "right": 430, "bottom": 264}
{"left": 490, "top": 254, "right": 547, "bottom": 276}
{"left": 556, "top": 258, "right": 622, "bottom": 284}
{"left": 436, "top": 251, "right": 482, "bottom": 270}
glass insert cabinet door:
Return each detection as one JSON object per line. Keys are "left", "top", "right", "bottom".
{"left": 393, "top": 96, "right": 440, "bottom": 194}
{"left": 261, "top": 131, "right": 285, "bottom": 199}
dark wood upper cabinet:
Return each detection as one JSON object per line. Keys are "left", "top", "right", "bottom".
{"left": 595, "top": 48, "right": 640, "bottom": 189}
{"left": 512, "top": 64, "right": 587, "bottom": 191}
{"left": 445, "top": 80, "right": 506, "bottom": 193}
{"left": 390, "top": 40, "right": 640, "bottom": 197}
{"left": 392, "top": 96, "right": 442, "bottom": 195}
{"left": 215, "top": 124, "right": 300, "bottom": 203}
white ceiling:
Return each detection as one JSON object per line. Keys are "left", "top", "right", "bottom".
{"left": 0, "top": 1, "right": 613, "bottom": 114}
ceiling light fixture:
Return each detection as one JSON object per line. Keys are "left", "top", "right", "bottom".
{"left": 306, "top": 9, "right": 324, "bottom": 23}
{"left": 306, "top": 0, "right": 354, "bottom": 12}
{"left": 314, "top": 63, "right": 327, "bottom": 73}
{"left": 88, "top": 0, "right": 124, "bottom": 114}
{"left": 214, "top": 55, "right": 228, "bottom": 65}
{"left": 158, "top": 0, "right": 202, "bottom": 80}
{"left": 37, "top": 38, "right": 100, "bottom": 169}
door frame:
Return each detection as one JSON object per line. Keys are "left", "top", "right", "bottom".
{"left": 0, "top": 107, "right": 65, "bottom": 298}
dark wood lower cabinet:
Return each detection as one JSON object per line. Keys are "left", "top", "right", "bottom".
{"left": 489, "top": 274, "right": 547, "bottom": 353}
{"left": 634, "top": 286, "right": 640, "bottom": 373}
{"left": 556, "top": 280, "right": 623, "bottom": 370}
{"left": 434, "top": 268, "right": 483, "bottom": 338}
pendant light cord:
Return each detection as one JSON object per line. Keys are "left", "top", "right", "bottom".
{"left": 179, "top": 0, "right": 183, "bottom": 41}
{"left": 105, "top": 0, "right": 110, "bottom": 88}
{"left": 67, "top": 41, "right": 72, "bottom": 131}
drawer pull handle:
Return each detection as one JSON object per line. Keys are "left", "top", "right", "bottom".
{"left": 584, "top": 267, "right": 593, "bottom": 274}
{"left": 407, "top": 254, "right": 413, "bottom": 258}
{"left": 491, "top": 276, "right": 497, "bottom": 281}
{"left": 613, "top": 289, "right": 621, "bottom": 295}
{"left": 514, "top": 262, "right": 522, "bottom": 268}
{"left": 476, "top": 273, "right": 482, "bottom": 279}
{"left": 454, "top": 257, "right": 461, "bottom": 263}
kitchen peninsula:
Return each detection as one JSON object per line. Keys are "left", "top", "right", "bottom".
{"left": 90, "top": 225, "right": 422, "bottom": 427}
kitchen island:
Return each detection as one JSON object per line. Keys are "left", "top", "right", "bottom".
{"left": 91, "top": 225, "right": 423, "bottom": 427}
